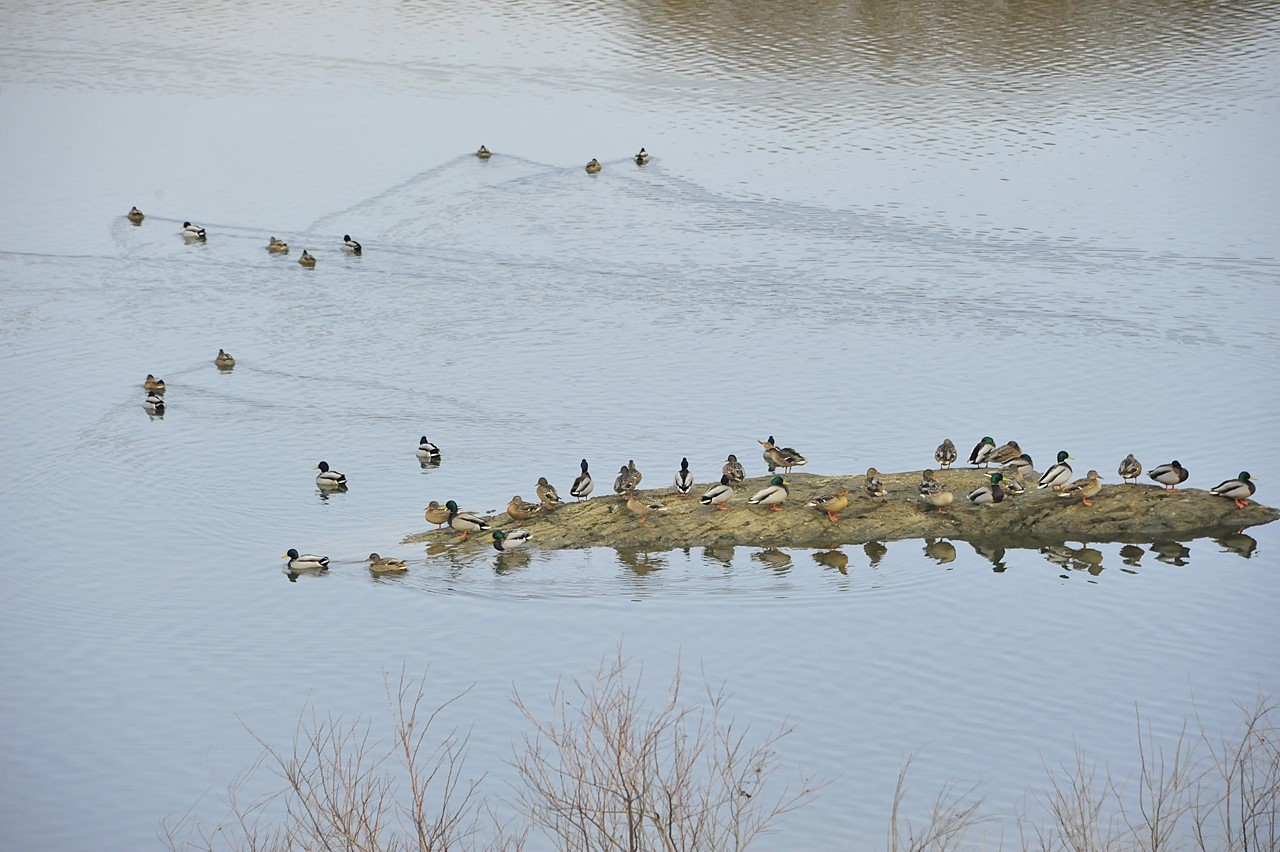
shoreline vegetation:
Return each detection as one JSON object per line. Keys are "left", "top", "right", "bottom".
{"left": 405, "top": 469, "right": 1277, "bottom": 552}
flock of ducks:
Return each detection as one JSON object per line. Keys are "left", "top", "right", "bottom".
{"left": 141, "top": 350, "right": 235, "bottom": 416}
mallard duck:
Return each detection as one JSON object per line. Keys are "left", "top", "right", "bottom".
{"left": 127, "top": 206, "right": 145, "bottom": 224}
{"left": 298, "top": 250, "right": 316, "bottom": 267}
{"left": 673, "top": 458, "right": 695, "bottom": 495}
{"left": 1211, "top": 472, "right": 1256, "bottom": 509}
{"left": 283, "top": 548, "right": 329, "bottom": 571}
{"left": 1037, "top": 451, "right": 1074, "bottom": 491}
{"left": 634, "top": 148, "right": 650, "bottom": 165}
{"left": 424, "top": 501, "right": 449, "bottom": 529}
{"left": 920, "top": 486, "right": 955, "bottom": 513}
{"left": 267, "top": 236, "right": 289, "bottom": 253}
{"left": 445, "top": 499, "right": 490, "bottom": 539}
{"left": 808, "top": 487, "right": 850, "bottom": 522}
{"left": 919, "top": 469, "right": 942, "bottom": 495}
{"left": 507, "top": 495, "right": 542, "bottom": 521}
{"left": 759, "top": 437, "right": 807, "bottom": 473}
{"left": 722, "top": 454, "right": 745, "bottom": 484}
{"left": 182, "top": 221, "right": 206, "bottom": 240}
{"left": 700, "top": 475, "right": 734, "bottom": 510}
{"left": 493, "top": 528, "right": 531, "bottom": 552}
{"left": 143, "top": 374, "right": 166, "bottom": 393}
{"left": 968, "top": 472, "right": 1006, "bottom": 505}
{"left": 935, "top": 439, "right": 958, "bottom": 468}
{"left": 627, "top": 460, "right": 643, "bottom": 486}
{"left": 585, "top": 158, "right": 602, "bottom": 174}
{"left": 416, "top": 436, "right": 441, "bottom": 461}
{"left": 214, "top": 349, "right": 235, "bottom": 368}
{"left": 747, "top": 476, "right": 789, "bottom": 511}
{"left": 987, "top": 440, "right": 1023, "bottom": 466}
{"left": 864, "top": 467, "right": 887, "bottom": 503}
{"left": 367, "top": 552, "right": 408, "bottom": 572}
{"left": 1118, "top": 453, "right": 1142, "bottom": 484}
{"left": 536, "top": 476, "right": 563, "bottom": 509}
{"left": 570, "top": 459, "right": 594, "bottom": 500}
{"left": 969, "top": 437, "right": 996, "bottom": 467}
{"left": 1059, "top": 469, "right": 1103, "bottom": 506}
{"left": 1003, "top": 454, "right": 1035, "bottom": 478}
{"left": 475, "top": 145, "right": 492, "bottom": 159}
{"left": 613, "top": 465, "right": 636, "bottom": 496}
{"left": 1148, "top": 460, "right": 1189, "bottom": 492}
{"left": 626, "top": 491, "right": 667, "bottom": 522}
{"left": 342, "top": 234, "right": 362, "bottom": 254}
{"left": 315, "top": 461, "right": 347, "bottom": 489}
{"left": 1001, "top": 467, "right": 1028, "bottom": 496}
{"left": 144, "top": 392, "right": 165, "bottom": 414}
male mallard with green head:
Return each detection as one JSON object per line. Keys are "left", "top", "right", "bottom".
{"left": 747, "top": 476, "right": 789, "bottom": 511}
{"left": 445, "top": 500, "right": 490, "bottom": 539}
{"left": 1211, "top": 472, "right": 1256, "bottom": 509}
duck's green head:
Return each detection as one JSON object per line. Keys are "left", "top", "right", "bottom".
{"left": 982, "top": 436, "right": 995, "bottom": 445}
{"left": 1056, "top": 450, "right": 1070, "bottom": 463}
{"left": 1239, "top": 471, "right": 1253, "bottom": 482}
{"left": 990, "top": 472, "right": 1004, "bottom": 484}
{"left": 493, "top": 530, "right": 506, "bottom": 541}
{"left": 284, "top": 548, "right": 300, "bottom": 559}
{"left": 770, "top": 476, "right": 785, "bottom": 486}
{"left": 445, "top": 500, "right": 460, "bottom": 512}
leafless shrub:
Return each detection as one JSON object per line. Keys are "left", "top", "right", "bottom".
{"left": 509, "top": 646, "right": 823, "bottom": 851}
{"left": 888, "top": 754, "right": 993, "bottom": 852}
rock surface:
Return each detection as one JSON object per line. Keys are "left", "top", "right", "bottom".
{"left": 404, "top": 469, "right": 1277, "bottom": 552}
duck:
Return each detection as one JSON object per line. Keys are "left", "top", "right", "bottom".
{"left": 919, "top": 469, "right": 942, "bottom": 495}
{"left": 613, "top": 465, "right": 637, "bottom": 496}
{"left": 969, "top": 437, "right": 996, "bottom": 467}
{"left": 987, "top": 440, "right": 1023, "bottom": 466}
{"left": 627, "top": 460, "right": 643, "bottom": 486}
{"left": 808, "top": 487, "right": 850, "bottom": 522}
{"left": 1148, "top": 460, "right": 1189, "bottom": 492}
{"left": 475, "top": 145, "right": 492, "bottom": 159}
{"left": 1001, "top": 467, "right": 1028, "bottom": 496}
{"left": 507, "top": 495, "right": 542, "bottom": 521}
{"left": 570, "top": 459, "right": 594, "bottom": 500}
{"left": 626, "top": 491, "right": 667, "bottom": 522}
{"left": 424, "top": 501, "right": 449, "bottom": 529}
{"left": 493, "top": 528, "right": 532, "bottom": 552}
{"left": 445, "top": 499, "right": 490, "bottom": 540}
{"left": 585, "top": 158, "right": 602, "bottom": 174}
{"left": 935, "top": 439, "right": 958, "bottom": 469}
{"left": 214, "top": 349, "right": 235, "bottom": 369}
{"left": 182, "top": 221, "right": 206, "bottom": 240}
{"left": 634, "top": 148, "right": 650, "bottom": 165}
{"left": 367, "top": 552, "right": 408, "bottom": 573}
{"left": 1059, "top": 469, "right": 1103, "bottom": 506}
{"left": 722, "top": 454, "right": 745, "bottom": 484}
{"left": 1118, "top": 453, "right": 1143, "bottom": 484}
{"left": 342, "top": 234, "right": 362, "bottom": 254}
{"left": 143, "top": 374, "right": 166, "bottom": 393}
{"left": 1037, "top": 451, "right": 1075, "bottom": 491}
{"left": 700, "top": 475, "right": 734, "bottom": 510}
{"left": 968, "top": 472, "right": 1006, "bottom": 506}
{"left": 673, "top": 458, "right": 695, "bottom": 495}
{"left": 144, "top": 392, "right": 165, "bottom": 414}
{"left": 864, "top": 467, "right": 888, "bottom": 503}
{"left": 283, "top": 548, "right": 329, "bottom": 571}
{"left": 747, "top": 476, "right": 789, "bottom": 511}
{"left": 127, "top": 206, "right": 145, "bottom": 224}
{"left": 267, "top": 236, "right": 289, "bottom": 253}
{"left": 314, "top": 461, "right": 347, "bottom": 489}
{"left": 1003, "top": 453, "right": 1035, "bottom": 478}
{"left": 1210, "top": 472, "right": 1256, "bottom": 509}
{"left": 920, "top": 486, "right": 955, "bottom": 513}
{"left": 536, "top": 476, "right": 564, "bottom": 510}
{"left": 759, "top": 437, "right": 807, "bottom": 473}
{"left": 416, "top": 436, "right": 441, "bottom": 462}
{"left": 298, "top": 250, "right": 316, "bottom": 267}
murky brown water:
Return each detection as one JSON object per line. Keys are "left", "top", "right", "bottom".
{"left": 2, "top": 0, "right": 1278, "bottom": 847}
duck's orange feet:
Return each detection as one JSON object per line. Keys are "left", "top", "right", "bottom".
{"left": 640, "top": 515, "right": 648, "bottom": 523}
{"left": 716, "top": 504, "right": 730, "bottom": 511}
{"left": 826, "top": 511, "right": 840, "bottom": 522}
{"left": 1235, "top": 498, "right": 1249, "bottom": 509}
{"left": 769, "top": 505, "right": 783, "bottom": 512}
{"left": 456, "top": 531, "right": 470, "bottom": 540}
{"left": 1082, "top": 497, "right": 1094, "bottom": 507}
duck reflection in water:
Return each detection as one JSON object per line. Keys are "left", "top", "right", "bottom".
{"left": 863, "top": 541, "right": 888, "bottom": 568}
{"left": 493, "top": 549, "right": 531, "bottom": 574}
{"left": 753, "top": 548, "right": 793, "bottom": 573}
{"left": 1215, "top": 532, "right": 1257, "bottom": 558}
{"left": 1042, "top": 543, "right": 1104, "bottom": 576}
{"left": 812, "top": 549, "right": 849, "bottom": 575}
{"left": 703, "top": 545, "right": 735, "bottom": 568}
{"left": 971, "top": 542, "right": 1008, "bottom": 572}
{"left": 616, "top": 548, "right": 665, "bottom": 574}
{"left": 923, "top": 538, "right": 957, "bottom": 565}
{"left": 1151, "top": 541, "right": 1192, "bottom": 566}
{"left": 1120, "top": 544, "right": 1145, "bottom": 567}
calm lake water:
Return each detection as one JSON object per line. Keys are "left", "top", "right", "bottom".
{"left": 2, "top": 0, "right": 1279, "bottom": 848}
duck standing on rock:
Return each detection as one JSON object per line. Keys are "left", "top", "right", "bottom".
{"left": 808, "top": 487, "right": 850, "bottom": 522}
{"left": 747, "top": 476, "right": 790, "bottom": 511}
{"left": 935, "top": 439, "right": 958, "bottom": 468}
{"left": 570, "top": 459, "right": 594, "bottom": 500}
{"left": 700, "top": 475, "right": 734, "bottom": 510}
{"left": 969, "top": 437, "right": 997, "bottom": 467}
{"left": 493, "top": 528, "right": 531, "bottom": 552}
{"left": 1037, "top": 451, "right": 1074, "bottom": 491}
{"left": 536, "top": 476, "right": 564, "bottom": 510}
{"left": 920, "top": 484, "right": 955, "bottom": 513}
{"left": 424, "top": 501, "right": 449, "bottom": 529}
{"left": 722, "top": 454, "right": 745, "bottom": 484}
{"left": 315, "top": 461, "right": 347, "bottom": 489}
{"left": 626, "top": 490, "right": 667, "bottom": 523}
{"left": 920, "top": 469, "right": 942, "bottom": 495}
{"left": 1148, "top": 460, "right": 1189, "bottom": 492}
{"left": 445, "top": 500, "right": 490, "bottom": 540}
{"left": 968, "top": 472, "right": 1006, "bottom": 505}
{"left": 1211, "top": 472, "right": 1256, "bottom": 509}
{"left": 1001, "top": 467, "right": 1028, "bottom": 496}
{"left": 987, "top": 440, "right": 1023, "bottom": 466}
{"left": 760, "top": 437, "right": 807, "bottom": 474}
{"left": 1118, "top": 453, "right": 1143, "bottom": 484}
{"left": 673, "top": 458, "right": 695, "bottom": 496}
{"left": 614, "top": 465, "right": 636, "bottom": 496}
{"left": 507, "top": 495, "right": 542, "bottom": 521}
{"left": 627, "top": 460, "right": 643, "bottom": 486}
{"left": 864, "top": 468, "right": 888, "bottom": 503}
{"left": 1059, "top": 470, "right": 1103, "bottom": 506}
